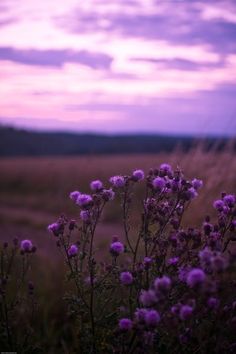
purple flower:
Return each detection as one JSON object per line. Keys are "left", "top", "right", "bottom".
{"left": 132, "top": 169, "right": 145, "bottom": 181}
{"left": 143, "top": 257, "right": 153, "bottom": 269}
{"left": 47, "top": 222, "right": 61, "bottom": 236}
{"left": 152, "top": 177, "right": 165, "bottom": 190}
{"left": 80, "top": 210, "right": 91, "bottom": 222}
{"left": 119, "top": 318, "right": 132, "bottom": 331}
{"left": 110, "top": 241, "right": 124, "bottom": 256}
{"left": 102, "top": 188, "right": 115, "bottom": 201}
{"left": 168, "top": 257, "right": 179, "bottom": 266}
{"left": 199, "top": 248, "right": 213, "bottom": 266}
{"left": 144, "top": 310, "right": 160, "bottom": 327}
{"left": 178, "top": 266, "right": 191, "bottom": 282}
{"left": 120, "top": 271, "right": 133, "bottom": 285}
{"left": 154, "top": 276, "right": 171, "bottom": 293}
{"left": 109, "top": 175, "right": 125, "bottom": 188}
{"left": 188, "top": 187, "right": 198, "bottom": 200}
{"left": 186, "top": 268, "right": 206, "bottom": 288}
{"left": 140, "top": 289, "right": 157, "bottom": 307}
{"left": 213, "top": 199, "right": 224, "bottom": 211}
{"left": 20, "top": 239, "right": 33, "bottom": 252}
{"left": 68, "top": 244, "right": 78, "bottom": 257}
{"left": 223, "top": 194, "right": 235, "bottom": 207}
{"left": 179, "top": 305, "right": 193, "bottom": 321}
{"left": 76, "top": 194, "right": 93, "bottom": 207}
{"left": 90, "top": 180, "right": 103, "bottom": 191}
{"left": 69, "top": 191, "right": 80, "bottom": 202}
{"left": 160, "top": 163, "right": 172, "bottom": 174}
{"left": 207, "top": 297, "right": 220, "bottom": 310}
{"left": 192, "top": 178, "right": 203, "bottom": 190}
{"left": 134, "top": 308, "right": 148, "bottom": 323}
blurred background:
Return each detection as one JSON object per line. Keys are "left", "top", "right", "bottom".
{"left": 0, "top": 0, "right": 236, "bottom": 260}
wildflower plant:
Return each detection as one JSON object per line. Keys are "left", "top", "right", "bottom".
{"left": 0, "top": 238, "right": 37, "bottom": 352}
{"left": 48, "top": 164, "right": 236, "bottom": 353}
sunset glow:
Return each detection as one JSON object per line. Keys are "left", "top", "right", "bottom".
{"left": 0, "top": 0, "right": 236, "bottom": 135}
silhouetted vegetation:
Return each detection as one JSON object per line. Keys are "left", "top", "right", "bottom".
{"left": 0, "top": 125, "right": 234, "bottom": 156}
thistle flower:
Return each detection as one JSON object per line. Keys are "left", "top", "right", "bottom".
{"left": 90, "top": 180, "right": 103, "bottom": 192}
{"left": 109, "top": 175, "right": 125, "bottom": 188}
{"left": 143, "top": 257, "right": 153, "bottom": 269}
{"left": 152, "top": 176, "right": 165, "bottom": 190}
{"left": 140, "top": 289, "right": 157, "bottom": 307}
{"left": 144, "top": 310, "right": 160, "bottom": 327}
{"left": 119, "top": 318, "right": 132, "bottom": 331}
{"left": 80, "top": 210, "right": 91, "bottom": 222}
{"left": 154, "top": 276, "right": 171, "bottom": 293}
{"left": 199, "top": 248, "right": 213, "bottom": 267}
{"left": 110, "top": 241, "right": 124, "bottom": 256}
{"left": 68, "top": 244, "right": 78, "bottom": 257}
{"left": 132, "top": 169, "right": 145, "bottom": 181}
{"left": 192, "top": 178, "right": 203, "bottom": 190}
{"left": 134, "top": 308, "right": 148, "bottom": 323}
{"left": 120, "top": 271, "right": 133, "bottom": 285}
{"left": 188, "top": 187, "right": 198, "bottom": 200}
{"left": 69, "top": 190, "right": 80, "bottom": 202}
{"left": 186, "top": 268, "right": 206, "bottom": 288}
{"left": 102, "top": 188, "right": 115, "bottom": 201}
{"left": 47, "top": 222, "right": 61, "bottom": 236}
{"left": 168, "top": 257, "right": 179, "bottom": 266}
{"left": 223, "top": 194, "right": 235, "bottom": 207}
{"left": 76, "top": 194, "right": 93, "bottom": 207}
{"left": 179, "top": 305, "right": 193, "bottom": 321}
{"left": 207, "top": 297, "right": 220, "bottom": 310}
{"left": 20, "top": 239, "right": 33, "bottom": 252}
{"left": 160, "top": 163, "right": 172, "bottom": 174}
{"left": 213, "top": 199, "right": 224, "bottom": 211}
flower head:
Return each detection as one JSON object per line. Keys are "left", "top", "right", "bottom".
{"left": 152, "top": 177, "right": 165, "bottom": 190}
{"left": 132, "top": 169, "right": 145, "bottom": 181}
{"left": 47, "top": 222, "right": 61, "bottom": 236}
{"left": 192, "top": 178, "right": 203, "bottom": 190}
{"left": 168, "top": 257, "right": 179, "bottom": 266}
{"left": 119, "top": 318, "right": 132, "bottom": 331}
{"left": 134, "top": 308, "right": 148, "bottom": 323}
{"left": 76, "top": 194, "right": 93, "bottom": 207}
{"left": 110, "top": 241, "right": 124, "bottom": 256}
{"left": 154, "top": 276, "right": 171, "bottom": 293}
{"left": 69, "top": 191, "right": 80, "bottom": 202}
{"left": 102, "top": 188, "right": 115, "bottom": 201}
{"left": 160, "top": 163, "right": 172, "bottom": 174}
{"left": 179, "top": 305, "right": 193, "bottom": 321}
{"left": 186, "top": 268, "right": 206, "bottom": 288}
{"left": 144, "top": 310, "right": 160, "bottom": 327}
{"left": 90, "top": 180, "right": 103, "bottom": 192}
{"left": 120, "top": 271, "right": 133, "bottom": 285}
{"left": 140, "top": 289, "right": 157, "bottom": 307}
{"left": 207, "top": 297, "right": 220, "bottom": 310}
{"left": 80, "top": 210, "right": 91, "bottom": 222}
{"left": 109, "top": 175, "right": 125, "bottom": 188}
{"left": 223, "top": 194, "right": 235, "bottom": 207}
{"left": 213, "top": 199, "right": 224, "bottom": 211}
{"left": 68, "top": 244, "right": 78, "bottom": 257}
{"left": 20, "top": 239, "right": 33, "bottom": 252}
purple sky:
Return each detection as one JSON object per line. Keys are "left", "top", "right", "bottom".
{"left": 0, "top": 0, "right": 236, "bottom": 135}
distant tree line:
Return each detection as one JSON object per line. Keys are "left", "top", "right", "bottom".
{"left": 0, "top": 125, "right": 234, "bottom": 156}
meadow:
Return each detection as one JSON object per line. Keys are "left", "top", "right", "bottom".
{"left": 0, "top": 145, "right": 236, "bottom": 353}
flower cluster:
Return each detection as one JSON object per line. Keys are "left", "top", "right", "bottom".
{"left": 47, "top": 163, "right": 235, "bottom": 353}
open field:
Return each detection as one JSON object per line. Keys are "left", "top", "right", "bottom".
{"left": 1, "top": 145, "right": 236, "bottom": 236}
